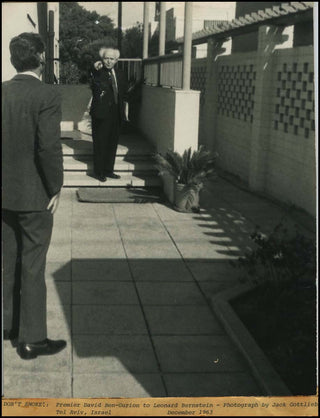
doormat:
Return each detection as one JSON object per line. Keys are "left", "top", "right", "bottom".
{"left": 76, "top": 187, "right": 164, "bottom": 203}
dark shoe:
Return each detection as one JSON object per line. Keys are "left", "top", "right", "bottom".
{"left": 17, "top": 338, "right": 67, "bottom": 360}
{"left": 106, "top": 172, "right": 121, "bottom": 179}
{"left": 94, "top": 172, "right": 107, "bottom": 182}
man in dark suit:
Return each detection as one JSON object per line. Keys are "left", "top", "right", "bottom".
{"left": 2, "top": 32, "right": 66, "bottom": 359}
{"left": 90, "top": 46, "right": 128, "bottom": 182}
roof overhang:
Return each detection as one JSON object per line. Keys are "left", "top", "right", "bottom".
{"left": 176, "top": 4, "right": 313, "bottom": 46}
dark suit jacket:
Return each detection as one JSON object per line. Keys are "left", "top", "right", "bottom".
{"left": 2, "top": 74, "right": 63, "bottom": 211}
{"left": 89, "top": 67, "right": 128, "bottom": 121}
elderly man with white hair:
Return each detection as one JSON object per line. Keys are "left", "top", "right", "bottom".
{"left": 89, "top": 45, "right": 128, "bottom": 182}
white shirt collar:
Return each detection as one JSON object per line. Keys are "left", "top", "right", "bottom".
{"left": 18, "top": 71, "right": 41, "bottom": 80}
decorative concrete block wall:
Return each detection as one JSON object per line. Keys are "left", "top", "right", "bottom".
{"left": 191, "top": 58, "right": 207, "bottom": 146}
{"left": 266, "top": 46, "right": 315, "bottom": 216}
{"left": 215, "top": 52, "right": 257, "bottom": 182}
{"left": 200, "top": 28, "right": 315, "bottom": 217}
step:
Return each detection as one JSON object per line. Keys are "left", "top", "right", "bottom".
{"left": 63, "top": 172, "right": 161, "bottom": 187}
{"left": 63, "top": 156, "right": 157, "bottom": 172}
{"left": 61, "top": 140, "right": 155, "bottom": 158}
{"left": 61, "top": 130, "right": 93, "bottom": 141}
{"left": 60, "top": 121, "right": 74, "bottom": 131}
{"left": 61, "top": 132, "right": 156, "bottom": 157}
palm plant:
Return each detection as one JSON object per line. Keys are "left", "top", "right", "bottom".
{"left": 154, "top": 146, "right": 217, "bottom": 186}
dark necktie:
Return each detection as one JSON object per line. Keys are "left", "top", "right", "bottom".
{"left": 108, "top": 70, "right": 118, "bottom": 104}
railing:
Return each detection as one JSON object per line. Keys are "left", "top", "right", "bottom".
{"left": 116, "top": 58, "right": 143, "bottom": 84}
{"left": 143, "top": 53, "right": 183, "bottom": 89}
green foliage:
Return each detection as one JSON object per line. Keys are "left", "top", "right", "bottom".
{"left": 154, "top": 146, "right": 217, "bottom": 186}
{"left": 149, "top": 30, "right": 180, "bottom": 57}
{"left": 59, "top": 61, "right": 82, "bottom": 85}
{"left": 122, "top": 22, "right": 143, "bottom": 58}
{"left": 231, "top": 218, "right": 317, "bottom": 395}
{"left": 232, "top": 223, "right": 316, "bottom": 287}
{"left": 59, "top": 2, "right": 116, "bottom": 83}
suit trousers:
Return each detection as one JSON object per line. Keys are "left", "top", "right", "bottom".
{"left": 91, "top": 104, "right": 120, "bottom": 175}
{"left": 2, "top": 209, "right": 53, "bottom": 343}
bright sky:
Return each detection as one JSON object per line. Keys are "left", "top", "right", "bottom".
{"left": 79, "top": 2, "right": 236, "bottom": 29}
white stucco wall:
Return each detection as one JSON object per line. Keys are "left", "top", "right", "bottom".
{"left": 2, "top": 2, "right": 39, "bottom": 81}
{"left": 2, "top": 2, "right": 60, "bottom": 82}
{"left": 48, "top": 2, "right": 60, "bottom": 82}
{"left": 138, "top": 85, "right": 200, "bottom": 155}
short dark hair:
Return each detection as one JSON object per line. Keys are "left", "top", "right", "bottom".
{"left": 10, "top": 32, "right": 45, "bottom": 72}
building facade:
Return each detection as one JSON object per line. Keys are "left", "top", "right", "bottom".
{"left": 2, "top": 2, "right": 59, "bottom": 83}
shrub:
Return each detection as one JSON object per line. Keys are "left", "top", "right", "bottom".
{"left": 154, "top": 146, "right": 218, "bottom": 186}
{"left": 60, "top": 61, "right": 82, "bottom": 84}
{"left": 232, "top": 222, "right": 316, "bottom": 288}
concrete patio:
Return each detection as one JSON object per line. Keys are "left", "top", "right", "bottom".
{"left": 2, "top": 174, "right": 314, "bottom": 399}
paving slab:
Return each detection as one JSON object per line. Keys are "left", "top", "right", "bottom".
{"left": 46, "top": 261, "right": 71, "bottom": 282}
{"left": 153, "top": 203, "right": 205, "bottom": 221}
{"left": 47, "top": 304, "right": 71, "bottom": 338}
{"left": 198, "top": 281, "right": 239, "bottom": 299}
{"left": 129, "top": 259, "right": 193, "bottom": 282}
{"left": 72, "top": 240, "right": 126, "bottom": 259}
{"left": 72, "top": 260, "right": 132, "bottom": 281}
{"left": 164, "top": 218, "right": 222, "bottom": 230}
{"left": 124, "top": 242, "right": 181, "bottom": 259}
{"left": 119, "top": 223, "right": 172, "bottom": 240}
{"left": 176, "top": 241, "right": 238, "bottom": 260}
{"left": 3, "top": 338, "right": 72, "bottom": 374}
{"left": 113, "top": 203, "right": 159, "bottom": 220}
{"left": 50, "top": 227, "right": 72, "bottom": 244}
{"left": 136, "top": 282, "right": 207, "bottom": 305}
{"left": 152, "top": 336, "right": 248, "bottom": 373}
{"left": 72, "top": 305, "right": 148, "bottom": 335}
{"left": 164, "top": 372, "right": 262, "bottom": 397}
{"left": 3, "top": 373, "right": 72, "bottom": 398}
{"left": 144, "top": 306, "right": 225, "bottom": 335}
{"left": 72, "top": 217, "right": 117, "bottom": 229}
{"left": 116, "top": 216, "right": 165, "bottom": 230}
{"left": 72, "top": 373, "right": 166, "bottom": 398}
{"left": 6, "top": 170, "right": 308, "bottom": 398}
{"left": 47, "top": 230, "right": 72, "bottom": 262}
{"left": 186, "top": 261, "right": 240, "bottom": 282}
{"left": 72, "top": 201, "right": 115, "bottom": 218}
{"left": 72, "top": 228, "right": 121, "bottom": 242}
{"left": 73, "top": 281, "right": 139, "bottom": 305}
{"left": 46, "top": 281, "right": 72, "bottom": 306}
{"left": 53, "top": 210, "right": 73, "bottom": 226}
{"left": 72, "top": 335, "right": 159, "bottom": 373}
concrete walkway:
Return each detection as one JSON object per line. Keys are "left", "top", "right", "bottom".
{"left": 3, "top": 176, "right": 313, "bottom": 399}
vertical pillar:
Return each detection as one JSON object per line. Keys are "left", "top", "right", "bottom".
{"left": 143, "top": 2, "right": 150, "bottom": 59}
{"left": 249, "top": 25, "right": 287, "bottom": 191}
{"left": 47, "top": 10, "right": 55, "bottom": 84}
{"left": 182, "top": 2, "right": 192, "bottom": 90}
{"left": 159, "top": 2, "right": 166, "bottom": 56}
{"left": 48, "top": 2, "right": 59, "bottom": 84}
{"left": 37, "top": 3, "right": 48, "bottom": 44}
{"left": 118, "top": 2, "right": 122, "bottom": 54}
{"left": 201, "top": 37, "right": 228, "bottom": 151}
